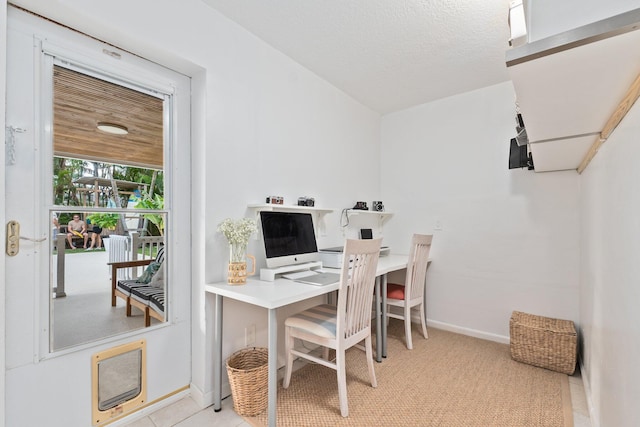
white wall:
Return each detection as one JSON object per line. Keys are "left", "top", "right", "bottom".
{"left": 7, "top": 0, "right": 381, "bottom": 416}
{"left": 381, "top": 82, "right": 581, "bottom": 341}
{"left": 580, "top": 98, "right": 640, "bottom": 427}
{"left": 199, "top": 10, "right": 382, "bottom": 399}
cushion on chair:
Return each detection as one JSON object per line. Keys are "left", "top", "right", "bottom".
{"left": 136, "top": 261, "right": 162, "bottom": 284}
{"left": 284, "top": 304, "right": 337, "bottom": 338}
{"left": 148, "top": 291, "right": 165, "bottom": 314}
{"left": 130, "top": 286, "right": 165, "bottom": 313}
{"left": 116, "top": 279, "right": 148, "bottom": 296}
{"left": 149, "top": 292, "right": 164, "bottom": 313}
{"left": 148, "top": 264, "right": 164, "bottom": 288}
{"left": 155, "top": 245, "right": 165, "bottom": 264}
{"left": 387, "top": 283, "right": 406, "bottom": 300}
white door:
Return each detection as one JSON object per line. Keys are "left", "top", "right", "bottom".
{"left": 4, "top": 9, "right": 192, "bottom": 426}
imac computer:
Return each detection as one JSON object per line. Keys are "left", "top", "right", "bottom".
{"left": 259, "top": 211, "right": 320, "bottom": 269}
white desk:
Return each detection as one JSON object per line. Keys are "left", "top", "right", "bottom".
{"left": 205, "top": 254, "right": 408, "bottom": 426}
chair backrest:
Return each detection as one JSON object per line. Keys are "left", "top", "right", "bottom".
{"left": 404, "top": 234, "right": 433, "bottom": 301}
{"left": 131, "top": 231, "right": 164, "bottom": 261}
{"left": 336, "top": 238, "right": 382, "bottom": 341}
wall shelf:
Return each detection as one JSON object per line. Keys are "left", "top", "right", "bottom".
{"left": 345, "top": 209, "right": 393, "bottom": 224}
{"left": 247, "top": 204, "right": 334, "bottom": 215}
{"left": 342, "top": 209, "right": 394, "bottom": 236}
{"left": 506, "top": 10, "right": 640, "bottom": 172}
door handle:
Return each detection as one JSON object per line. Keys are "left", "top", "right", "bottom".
{"left": 6, "top": 220, "right": 46, "bottom": 256}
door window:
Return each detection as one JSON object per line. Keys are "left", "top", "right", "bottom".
{"left": 48, "top": 62, "right": 169, "bottom": 351}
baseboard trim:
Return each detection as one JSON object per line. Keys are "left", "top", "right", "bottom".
{"left": 427, "top": 319, "right": 510, "bottom": 345}
{"left": 191, "top": 380, "right": 232, "bottom": 408}
{"left": 579, "top": 358, "right": 599, "bottom": 427}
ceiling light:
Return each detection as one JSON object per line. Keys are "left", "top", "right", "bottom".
{"left": 97, "top": 122, "right": 129, "bottom": 135}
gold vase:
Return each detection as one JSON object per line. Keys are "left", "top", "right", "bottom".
{"left": 227, "top": 254, "right": 256, "bottom": 285}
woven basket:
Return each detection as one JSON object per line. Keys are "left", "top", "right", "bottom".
{"left": 509, "top": 311, "right": 577, "bottom": 374}
{"left": 226, "top": 347, "right": 268, "bottom": 416}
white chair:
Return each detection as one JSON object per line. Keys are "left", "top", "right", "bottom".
{"left": 386, "top": 234, "right": 433, "bottom": 349}
{"left": 283, "top": 238, "right": 382, "bottom": 417}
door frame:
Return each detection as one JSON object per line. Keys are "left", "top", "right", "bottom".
{"left": 1, "top": 1, "right": 9, "bottom": 426}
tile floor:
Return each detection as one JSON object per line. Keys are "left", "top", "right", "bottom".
{"left": 123, "top": 370, "right": 592, "bottom": 427}
{"left": 123, "top": 395, "right": 247, "bottom": 427}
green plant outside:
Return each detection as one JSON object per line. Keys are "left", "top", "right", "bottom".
{"left": 53, "top": 157, "right": 164, "bottom": 207}
{"left": 134, "top": 192, "right": 164, "bottom": 235}
{"left": 87, "top": 213, "right": 119, "bottom": 229}
{"left": 52, "top": 157, "right": 165, "bottom": 236}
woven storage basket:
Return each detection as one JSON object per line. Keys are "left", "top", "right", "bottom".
{"left": 509, "top": 311, "right": 577, "bottom": 374}
{"left": 226, "top": 347, "right": 268, "bottom": 416}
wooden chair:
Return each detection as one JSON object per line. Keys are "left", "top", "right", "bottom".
{"left": 109, "top": 259, "right": 153, "bottom": 309}
{"left": 109, "top": 245, "right": 165, "bottom": 326}
{"left": 386, "top": 234, "right": 433, "bottom": 349}
{"left": 283, "top": 238, "right": 382, "bottom": 417}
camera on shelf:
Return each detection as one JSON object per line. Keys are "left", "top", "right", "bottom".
{"left": 372, "top": 201, "right": 384, "bottom": 212}
{"left": 297, "top": 197, "right": 315, "bottom": 207}
{"left": 352, "top": 201, "right": 368, "bottom": 210}
{"left": 266, "top": 196, "right": 284, "bottom": 205}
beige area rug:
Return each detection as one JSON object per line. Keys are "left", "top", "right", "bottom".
{"left": 244, "top": 320, "right": 572, "bottom": 427}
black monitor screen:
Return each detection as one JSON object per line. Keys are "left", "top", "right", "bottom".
{"left": 260, "top": 211, "right": 318, "bottom": 259}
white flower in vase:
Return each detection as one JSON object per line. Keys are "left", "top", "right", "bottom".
{"left": 217, "top": 217, "right": 258, "bottom": 263}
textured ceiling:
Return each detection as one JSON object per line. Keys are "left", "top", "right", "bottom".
{"left": 201, "top": 0, "right": 513, "bottom": 113}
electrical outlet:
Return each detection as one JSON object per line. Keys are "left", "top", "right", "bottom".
{"left": 245, "top": 324, "right": 256, "bottom": 346}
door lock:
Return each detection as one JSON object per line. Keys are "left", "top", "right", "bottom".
{"left": 6, "top": 220, "right": 46, "bottom": 256}
{"left": 6, "top": 220, "right": 20, "bottom": 256}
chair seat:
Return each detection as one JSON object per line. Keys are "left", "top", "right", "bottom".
{"left": 116, "top": 279, "right": 147, "bottom": 296}
{"left": 284, "top": 304, "right": 336, "bottom": 338}
{"left": 149, "top": 292, "right": 165, "bottom": 314}
{"left": 387, "top": 283, "right": 406, "bottom": 300}
{"left": 130, "top": 285, "right": 165, "bottom": 313}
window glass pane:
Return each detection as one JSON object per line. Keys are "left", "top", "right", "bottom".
{"left": 50, "top": 64, "right": 168, "bottom": 351}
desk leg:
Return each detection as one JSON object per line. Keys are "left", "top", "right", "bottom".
{"left": 374, "top": 276, "right": 382, "bottom": 363}
{"left": 381, "top": 274, "right": 388, "bottom": 358}
{"left": 267, "top": 308, "right": 277, "bottom": 427}
{"left": 213, "top": 294, "right": 223, "bottom": 412}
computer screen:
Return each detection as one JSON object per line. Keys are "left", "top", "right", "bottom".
{"left": 260, "top": 211, "right": 320, "bottom": 268}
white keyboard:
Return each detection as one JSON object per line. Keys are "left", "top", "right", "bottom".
{"left": 282, "top": 271, "right": 317, "bottom": 280}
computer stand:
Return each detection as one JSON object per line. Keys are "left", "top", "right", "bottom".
{"left": 259, "top": 261, "right": 323, "bottom": 281}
